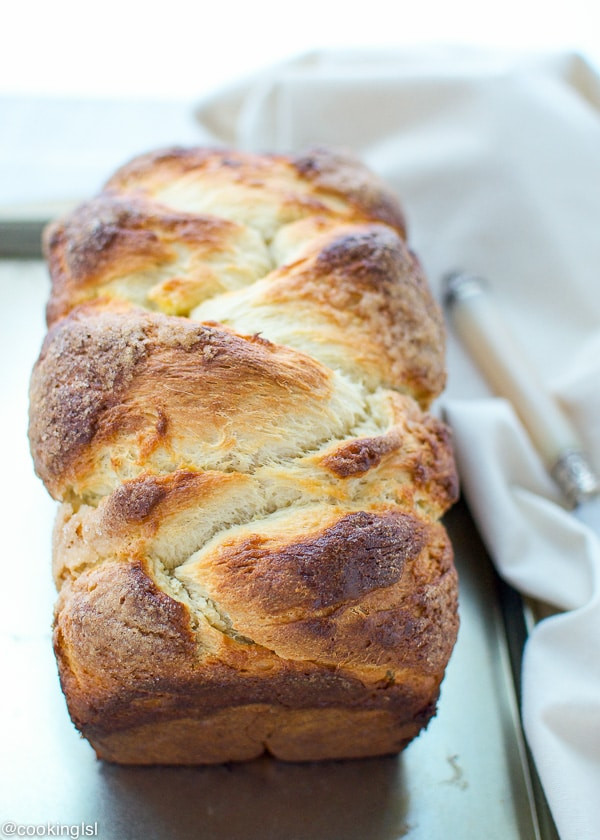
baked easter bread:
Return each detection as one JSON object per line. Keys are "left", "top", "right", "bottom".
{"left": 29, "top": 147, "right": 458, "bottom": 764}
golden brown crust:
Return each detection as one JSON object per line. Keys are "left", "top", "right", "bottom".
{"left": 100, "top": 469, "right": 216, "bottom": 533}
{"left": 89, "top": 708, "right": 420, "bottom": 765}
{"left": 104, "top": 146, "right": 406, "bottom": 237}
{"left": 269, "top": 224, "right": 444, "bottom": 401}
{"left": 290, "top": 146, "right": 407, "bottom": 235}
{"left": 321, "top": 434, "right": 402, "bottom": 477}
{"left": 44, "top": 194, "right": 262, "bottom": 324}
{"left": 210, "top": 511, "right": 425, "bottom": 614}
{"left": 190, "top": 222, "right": 445, "bottom": 405}
{"left": 29, "top": 302, "right": 346, "bottom": 501}
{"left": 177, "top": 512, "right": 456, "bottom": 673}
{"left": 31, "top": 145, "right": 459, "bottom": 764}
{"left": 44, "top": 147, "right": 407, "bottom": 327}
{"left": 54, "top": 554, "right": 454, "bottom": 762}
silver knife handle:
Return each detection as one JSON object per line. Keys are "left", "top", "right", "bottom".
{"left": 444, "top": 270, "right": 600, "bottom": 507}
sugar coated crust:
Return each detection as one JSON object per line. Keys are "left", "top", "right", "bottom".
{"left": 29, "top": 146, "right": 458, "bottom": 764}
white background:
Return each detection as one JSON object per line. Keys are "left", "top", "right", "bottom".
{"left": 1, "top": 0, "right": 600, "bottom": 99}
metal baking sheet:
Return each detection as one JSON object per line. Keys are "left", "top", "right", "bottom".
{"left": 1, "top": 258, "right": 557, "bottom": 839}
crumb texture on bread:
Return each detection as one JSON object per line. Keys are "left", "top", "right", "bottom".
{"left": 30, "top": 146, "right": 459, "bottom": 764}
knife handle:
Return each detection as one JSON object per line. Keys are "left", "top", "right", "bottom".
{"left": 444, "top": 271, "right": 600, "bottom": 506}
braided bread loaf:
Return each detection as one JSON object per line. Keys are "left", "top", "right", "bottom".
{"left": 29, "top": 147, "right": 459, "bottom": 764}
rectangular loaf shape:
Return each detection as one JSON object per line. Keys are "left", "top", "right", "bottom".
{"left": 29, "top": 146, "right": 459, "bottom": 764}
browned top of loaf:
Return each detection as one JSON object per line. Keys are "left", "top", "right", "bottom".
{"left": 29, "top": 302, "right": 339, "bottom": 500}
{"left": 45, "top": 147, "right": 406, "bottom": 321}
{"left": 104, "top": 146, "right": 408, "bottom": 233}
{"left": 42, "top": 146, "right": 444, "bottom": 404}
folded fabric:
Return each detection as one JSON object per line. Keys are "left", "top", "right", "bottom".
{"left": 195, "top": 47, "right": 600, "bottom": 840}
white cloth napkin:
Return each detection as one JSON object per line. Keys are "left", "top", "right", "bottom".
{"left": 195, "top": 47, "right": 600, "bottom": 839}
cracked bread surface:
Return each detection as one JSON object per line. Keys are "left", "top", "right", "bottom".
{"left": 29, "top": 145, "right": 458, "bottom": 764}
